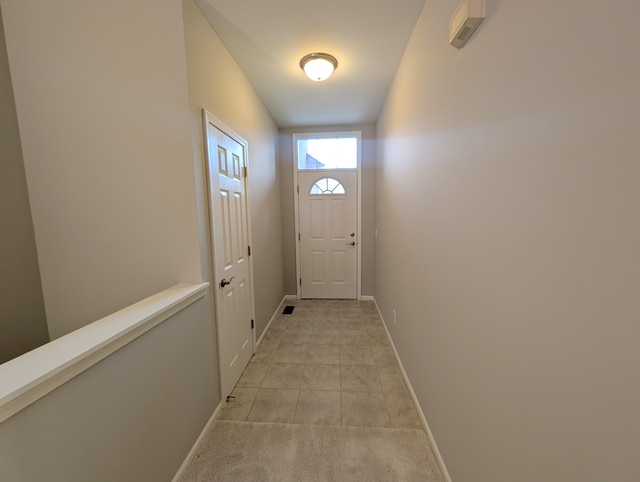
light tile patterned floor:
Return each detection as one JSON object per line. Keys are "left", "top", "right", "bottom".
{"left": 217, "top": 299, "right": 423, "bottom": 429}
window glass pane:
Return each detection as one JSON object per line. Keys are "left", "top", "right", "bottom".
{"left": 309, "top": 178, "right": 346, "bottom": 195}
{"left": 297, "top": 137, "right": 357, "bottom": 169}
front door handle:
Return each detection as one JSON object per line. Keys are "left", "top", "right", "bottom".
{"left": 346, "top": 241, "right": 356, "bottom": 246}
{"left": 220, "top": 277, "right": 235, "bottom": 288}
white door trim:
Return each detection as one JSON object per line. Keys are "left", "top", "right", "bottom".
{"left": 202, "top": 110, "right": 257, "bottom": 391}
{"left": 292, "top": 131, "right": 362, "bottom": 299}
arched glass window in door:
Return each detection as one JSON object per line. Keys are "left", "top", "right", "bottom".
{"left": 309, "top": 177, "right": 346, "bottom": 195}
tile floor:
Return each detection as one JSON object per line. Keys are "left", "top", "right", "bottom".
{"left": 217, "top": 299, "right": 422, "bottom": 429}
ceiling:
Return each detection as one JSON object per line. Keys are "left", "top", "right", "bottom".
{"left": 196, "top": 0, "right": 427, "bottom": 128}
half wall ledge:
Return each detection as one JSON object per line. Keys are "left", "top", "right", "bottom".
{"left": 0, "top": 282, "right": 209, "bottom": 424}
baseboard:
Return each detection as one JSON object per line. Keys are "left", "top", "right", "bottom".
{"left": 284, "top": 294, "right": 297, "bottom": 299}
{"left": 256, "top": 295, "right": 289, "bottom": 347}
{"left": 172, "top": 401, "right": 223, "bottom": 482}
{"left": 360, "top": 295, "right": 374, "bottom": 301}
{"left": 372, "top": 298, "right": 453, "bottom": 482}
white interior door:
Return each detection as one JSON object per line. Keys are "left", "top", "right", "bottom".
{"left": 204, "top": 113, "right": 254, "bottom": 399}
{"left": 298, "top": 170, "right": 357, "bottom": 299}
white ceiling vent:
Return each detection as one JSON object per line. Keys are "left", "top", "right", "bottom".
{"left": 449, "top": 0, "right": 485, "bottom": 48}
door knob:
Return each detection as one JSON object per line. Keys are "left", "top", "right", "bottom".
{"left": 220, "top": 277, "right": 235, "bottom": 288}
{"left": 346, "top": 241, "right": 356, "bottom": 246}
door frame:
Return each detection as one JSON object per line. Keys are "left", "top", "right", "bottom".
{"left": 292, "top": 131, "right": 362, "bottom": 299}
{"left": 202, "top": 110, "right": 257, "bottom": 390}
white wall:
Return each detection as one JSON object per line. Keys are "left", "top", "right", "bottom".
{"left": 2, "top": 0, "right": 202, "bottom": 339}
{"left": 376, "top": 1, "right": 640, "bottom": 481}
{"left": 184, "top": 0, "right": 284, "bottom": 337}
{"left": 0, "top": 6, "right": 48, "bottom": 363}
{"left": 279, "top": 124, "right": 376, "bottom": 296}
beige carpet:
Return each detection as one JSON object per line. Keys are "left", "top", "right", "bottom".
{"left": 181, "top": 420, "right": 445, "bottom": 481}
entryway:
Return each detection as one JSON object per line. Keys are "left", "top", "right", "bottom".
{"left": 215, "top": 298, "right": 421, "bottom": 427}
{"left": 293, "top": 133, "right": 362, "bottom": 299}
{"left": 177, "top": 299, "right": 443, "bottom": 481}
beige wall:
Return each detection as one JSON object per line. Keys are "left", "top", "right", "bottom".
{"left": 184, "top": 0, "right": 284, "bottom": 337}
{"left": 0, "top": 1, "right": 218, "bottom": 479}
{"left": 2, "top": 0, "right": 202, "bottom": 339}
{"left": 0, "top": 299, "right": 217, "bottom": 481}
{"left": 376, "top": 1, "right": 640, "bottom": 481}
{"left": 279, "top": 124, "right": 376, "bottom": 296}
{"left": 1, "top": 0, "right": 284, "bottom": 478}
{"left": 0, "top": 6, "right": 49, "bottom": 363}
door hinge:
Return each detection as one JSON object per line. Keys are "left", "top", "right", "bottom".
{"left": 298, "top": 233, "right": 300, "bottom": 241}
{"left": 248, "top": 245, "right": 251, "bottom": 256}
{"left": 299, "top": 278, "right": 302, "bottom": 286}
{"left": 297, "top": 185, "right": 299, "bottom": 194}
{"left": 242, "top": 166, "right": 248, "bottom": 178}
{"left": 251, "top": 319, "right": 254, "bottom": 329}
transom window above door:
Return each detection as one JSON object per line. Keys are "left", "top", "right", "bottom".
{"left": 296, "top": 135, "right": 358, "bottom": 170}
{"left": 293, "top": 131, "right": 361, "bottom": 300}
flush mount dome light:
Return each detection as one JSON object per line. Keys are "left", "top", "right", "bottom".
{"left": 300, "top": 53, "right": 338, "bottom": 81}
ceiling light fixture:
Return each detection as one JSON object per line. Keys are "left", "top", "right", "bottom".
{"left": 300, "top": 53, "right": 338, "bottom": 82}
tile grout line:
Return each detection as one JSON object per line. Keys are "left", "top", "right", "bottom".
{"left": 374, "top": 361, "right": 393, "bottom": 428}
{"left": 339, "top": 362, "right": 344, "bottom": 426}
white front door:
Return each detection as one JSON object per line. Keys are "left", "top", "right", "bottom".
{"left": 298, "top": 170, "right": 358, "bottom": 299}
{"left": 204, "top": 112, "right": 254, "bottom": 399}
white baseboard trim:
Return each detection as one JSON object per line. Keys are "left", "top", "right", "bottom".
{"left": 372, "top": 298, "right": 452, "bottom": 482}
{"left": 360, "top": 295, "right": 375, "bottom": 301}
{"left": 256, "top": 295, "right": 289, "bottom": 347}
{"left": 172, "top": 401, "right": 223, "bottom": 482}
{"left": 284, "top": 294, "right": 297, "bottom": 299}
